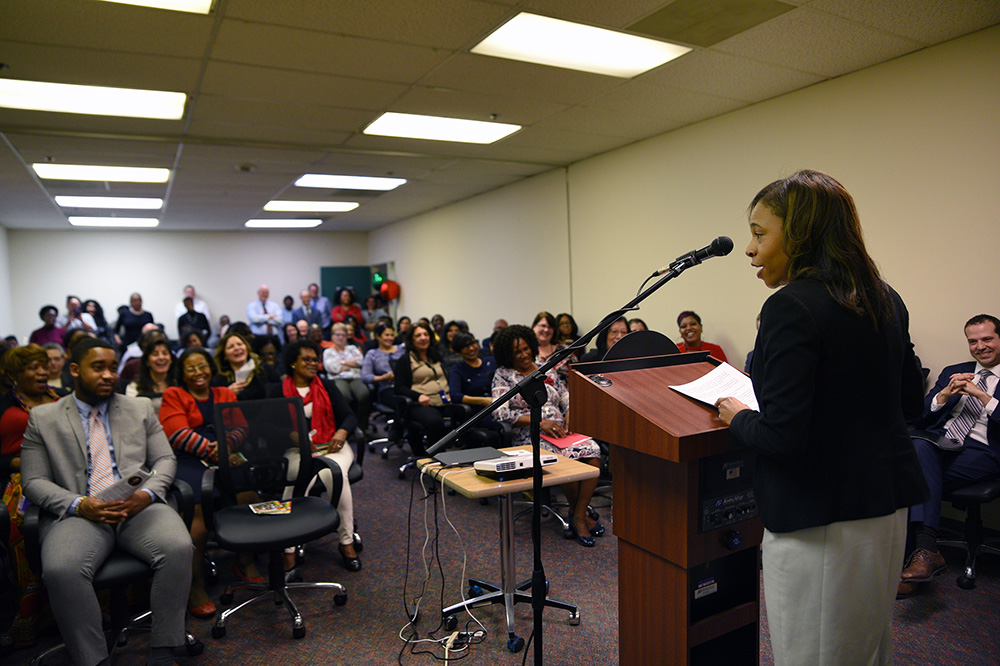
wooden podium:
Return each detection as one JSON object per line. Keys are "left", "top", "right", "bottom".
{"left": 569, "top": 353, "right": 763, "bottom": 666}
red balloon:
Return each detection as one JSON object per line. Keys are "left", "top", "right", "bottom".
{"left": 380, "top": 280, "right": 400, "bottom": 301}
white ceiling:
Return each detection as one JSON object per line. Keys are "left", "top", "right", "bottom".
{"left": 1, "top": 0, "right": 997, "bottom": 232}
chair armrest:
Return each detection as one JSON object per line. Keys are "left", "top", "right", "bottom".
{"left": 352, "top": 427, "right": 367, "bottom": 467}
{"left": 22, "top": 503, "right": 43, "bottom": 577}
{"left": 310, "top": 457, "right": 344, "bottom": 506}
{"left": 167, "top": 479, "right": 196, "bottom": 531}
{"left": 200, "top": 467, "right": 217, "bottom": 533}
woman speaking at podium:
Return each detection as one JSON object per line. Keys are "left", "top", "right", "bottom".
{"left": 715, "top": 170, "right": 927, "bottom": 666}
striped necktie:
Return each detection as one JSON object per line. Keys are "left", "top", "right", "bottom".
{"left": 944, "top": 369, "right": 991, "bottom": 445}
{"left": 88, "top": 407, "right": 115, "bottom": 496}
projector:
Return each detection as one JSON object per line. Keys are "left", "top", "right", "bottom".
{"left": 474, "top": 451, "right": 558, "bottom": 481}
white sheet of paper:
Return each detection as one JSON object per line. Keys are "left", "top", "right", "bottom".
{"left": 668, "top": 362, "right": 759, "bottom": 412}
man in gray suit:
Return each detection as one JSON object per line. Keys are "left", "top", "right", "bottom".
{"left": 21, "top": 338, "right": 192, "bottom": 666}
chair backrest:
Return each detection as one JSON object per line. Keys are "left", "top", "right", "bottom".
{"left": 213, "top": 396, "right": 315, "bottom": 502}
{"left": 602, "top": 330, "right": 680, "bottom": 361}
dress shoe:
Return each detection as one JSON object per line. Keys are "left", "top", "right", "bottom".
{"left": 900, "top": 549, "right": 946, "bottom": 583}
{"left": 896, "top": 580, "right": 920, "bottom": 599}
{"left": 589, "top": 521, "right": 606, "bottom": 538}
{"left": 569, "top": 523, "right": 595, "bottom": 548}
{"left": 339, "top": 544, "right": 362, "bottom": 572}
{"left": 187, "top": 600, "right": 216, "bottom": 618}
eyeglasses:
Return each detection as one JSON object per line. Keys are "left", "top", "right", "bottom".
{"left": 183, "top": 363, "right": 210, "bottom": 374}
{"left": 298, "top": 356, "right": 320, "bottom": 365}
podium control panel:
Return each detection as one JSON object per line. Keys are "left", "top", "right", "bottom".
{"left": 698, "top": 450, "right": 758, "bottom": 533}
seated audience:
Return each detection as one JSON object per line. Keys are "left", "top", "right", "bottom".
{"left": 491, "top": 325, "right": 604, "bottom": 547}
{"left": 331, "top": 288, "right": 362, "bottom": 325}
{"left": 28, "top": 305, "right": 65, "bottom": 347}
{"left": 1, "top": 344, "right": 60, "bottom": 646}
{"left": 430, "top": 314, "right": 445, "bottom": 342}
{"left": 360, "top": 295, "right": 389, "bottom": 334}
{"left": 580, "top": 316, "right": 631, "bottom": 362}
{"left": 281, "top": 295, "right": 296, "bottom": 324}
{"left": 362, "top": 323, "right": 405, "bottom": 407}
{"left": 481, "top": 318, "right": 507, "bottom": 356}
{"left": 180, "top": 329, "right": 207, "bottom": 351}
{"left": 42, "top": 343, "right": 68, "bottom": 393}
{"left": 533, "top": 311, "right": 570, "bottom": 378}
{"left": 307, "top": 323, "right": 325, "bottom": 346}
{"left": 160, "top": 347, "right": 260, "bottom": 618}
{"left": 123, "top": 338, "right": 175, "bottom": 411}
{"left": 323, "top": 323, "right": 372, "bottom": 430}
{"left": 252, "top": 335, "right": 281, "bottom": 370}
{"left": 212, "top": 331, "right": 280, "bottom": 401}
{"left": 556, "top": 313, "right": 580, "bottom": 347}
{"left": 628, "top": 318, "right": 648, "bottom": 332}
{"left": 448, "top": 332, "right": 496, "bottom": 411}
{"left": 271, "top": 341, "right": 362, "bottom": 572}
{"left": 396, "top": 316, "right": 412, "bottom": 344}
{"left": 899, "top": 313, "right": 1000, "bottom": 597}
{"left": 437, "top": 320, "right": 464, "bottom": 374}
{"left": 22, "top": 338, "right": 191, "bottom": 666}
{"left": 394, "top": 321, "right": 451, "bottom": 455}
{"left": 283, "top": 321, "right": 299, "bottom": 344}
{"left": 676, "top": 310, "right": 728, "bottom": 361}
{"left": 114, "top": 292, "right": 155, "bottom": 348}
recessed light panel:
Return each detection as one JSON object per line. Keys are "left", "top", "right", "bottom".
{"left": 245, "top": 219, "right": 324, "bottom": 229}
{"left": 55, "top": 196, "right": 163, "bottom": 210}
{"left": 364, "top": 112, "right": 520, "bottom": 144}
{"left": 471, "top": 12, "right": 691, "bottom": 78}
{"left": 0, "top": 79, "right": 186, "bottom": 119}
{"left": 264, "top": 201, "right": 359, "bottom": 213}
{"left": 96, "top": 0, "right": 214, "bottom": 14}
{"left": 33, "top": 164, "right": 171, "bottom": 183}
{"left": 68, "top": 217, "right": 159, "bottom": 228}
{"left": 294, "top": 174, "right": 406, "bottom": 191}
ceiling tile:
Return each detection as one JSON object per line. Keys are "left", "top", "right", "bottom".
{"left": 811, "top": 0, "right": 1000, "bottom": 44}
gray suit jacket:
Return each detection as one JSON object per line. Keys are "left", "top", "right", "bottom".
{"left": 21, "top": 393, "right": 177, "bottom": 519}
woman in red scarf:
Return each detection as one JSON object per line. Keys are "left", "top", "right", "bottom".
{"left": 272, "top": 340, "right": 361, "bottom": 572}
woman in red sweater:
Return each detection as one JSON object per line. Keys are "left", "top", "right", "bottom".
{"left": 676, "top": 310, "right": 728, "bottom": 362}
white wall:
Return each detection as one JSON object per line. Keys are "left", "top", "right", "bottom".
{"left": 0, "top": 225, "right": 12, "bottom": 336}
{"left": 8, "top": 229, "right": 368, "bottom": 339}
{"left": 371, "top": 25, "right": 1000, "bottom": 380}
{"left": 368, "top": 168, "right": 572, "bottom": 338}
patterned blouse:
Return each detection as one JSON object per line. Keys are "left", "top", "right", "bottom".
{"left": 323, "top": 345, "right": 364, "bottom": 380}
{"left": 491, "top": 366, "right": 600, "bottom": 459}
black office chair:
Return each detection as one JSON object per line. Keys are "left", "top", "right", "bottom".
{"left": 602, "top": 330, "right": 681, "bottom": 360}
{"left": 206, "top": 396, "right": 348, "bottom": 639}
{"left": 938, "top": 479, "right": 1000, "bottom": 589}
{"left": 23, "top": 481, "right": 203, "bottom": 666}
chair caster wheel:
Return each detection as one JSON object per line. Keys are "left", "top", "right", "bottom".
{"left": 562, "top": 526, "right": 574, "bottom": 539}
{"left": 334, "top": 594, "right": 348, "bottom": 606}
{"left": 468, "top": 584, "right": 483, "bottom": 597}
{"left": 219, "top": 592, "right": 233, "bottom": 605}
{"left": 444, "top": 615, "right": 458, "bottom": 631}
{"left": 211, "top": 625, "right": 226, "bottom": 639}
{"left": 507, "top": 635, "right": 524, "bottom": 653}
{"left": 186, "top": 637, "right": 205, "bottom": 655}
{"left": 957, "top": 575, "right": 976, "bottom": 590}
{"left": 293, "top": 626, "right": 305, "bottom": 639}
{"left": 568, "top": 609, "right": 581, "bottom": 626}
{"left": 381, "top": 448, "right": 390, "bottom": 459}
{"left": 587, "top": 505, "right": 600, "bottom": 521}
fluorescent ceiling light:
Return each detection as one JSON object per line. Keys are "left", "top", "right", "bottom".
{"left": 295, "top": 174, "right": 406, "bottom": 191}
{"left": 264, "top": 200, "right": 359, "bottom": 213}
{"left": 55, "top": 196, "right": 163, "bottom": 210}
{"left": 364, "top": 112, "right": 520, "bottom": 144}
{"left": 96, "top": 0, "right": 214, "bottom": 14}
{"left": 33, "top": 164, "right": 171, "bottom": 183}
{"left": 245, "top": 219, "right": 324, "bottom": 229}
{"left": 68, "top": 217, "right": 159, "bottom": 228}
{"left": 471, "top": 12, "right": 692, "bottom": 78}
{"left": 0, "top": 79, "right": 186, "bottom": 119}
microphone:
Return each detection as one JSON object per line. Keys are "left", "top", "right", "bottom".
{"left": 654, "top": 236, "right": 734, "bottom": 276}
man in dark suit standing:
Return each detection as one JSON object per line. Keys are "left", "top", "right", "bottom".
{"left": 292, "top": 289, "right": 324, "bottom": 329}
{"left": 899, "top": 313, "right": 1000, "bottom": 595}
{"left": 21, "top": 338, "right": 192, "bottom": 666}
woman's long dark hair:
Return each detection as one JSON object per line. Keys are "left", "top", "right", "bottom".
{"left": 406, "top": 321, "right": 441, "bottom": 363}
{"left": 135, "top": 339, "right": 175, "bottom": 395}
{"left": 214, "top": 331, "right": 262, "bottom": 382}
{"left": 750, "top": 170, "right": 892, "bottom": 325}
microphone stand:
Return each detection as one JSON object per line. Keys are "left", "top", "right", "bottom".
{"left": 425, "top": 251, "right": 713, "bottom": 664}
